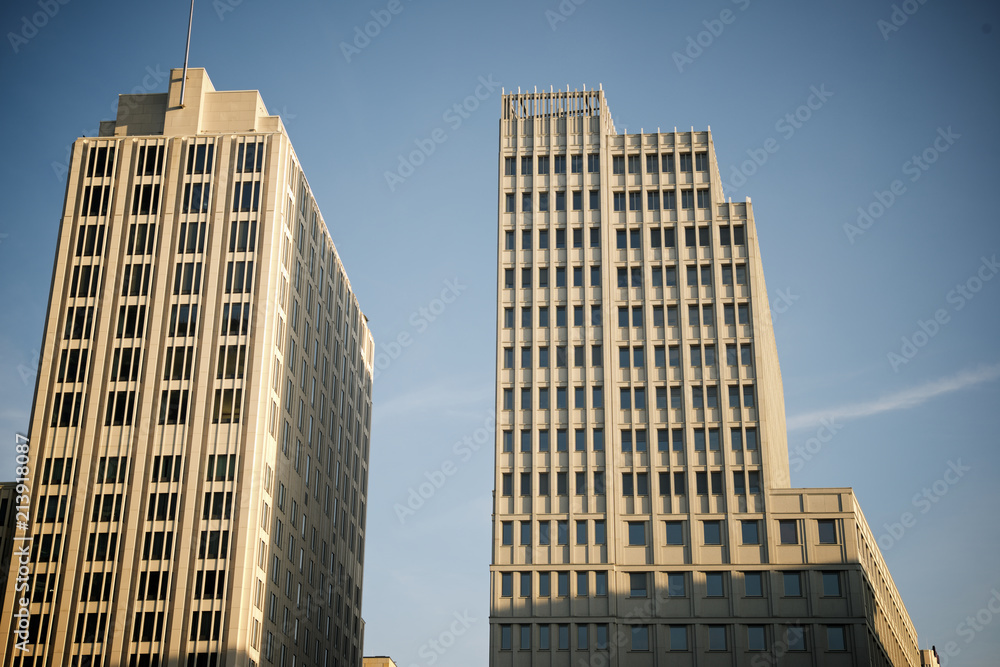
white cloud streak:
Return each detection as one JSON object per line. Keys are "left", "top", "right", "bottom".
{"left": 786, "top": 363, "right": 1000, "bottom": 432}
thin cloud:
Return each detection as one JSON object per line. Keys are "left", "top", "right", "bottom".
{"left": 375, "top": 382, "right": 492, "bottom": 420}
{"left": 787, "top": 363, "right": 1000, "bottom": 432}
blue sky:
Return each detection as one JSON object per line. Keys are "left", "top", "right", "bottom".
{"left": 1, "top": 0, "right": 998, "bottom": 664}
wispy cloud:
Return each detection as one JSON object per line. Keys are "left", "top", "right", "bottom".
{"left": 375, "top": 381, "right": 492, "bottom": 420}
{"left": 787, "top": 363, "right": 1000, "bottom": 431}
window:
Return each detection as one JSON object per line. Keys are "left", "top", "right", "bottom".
{"left": 522, "top": 192, "right": 532, "bottom": 212}
{"left": 703, "top": 520, "right": 722, "bottom": 545}
{"left": 612, "top": 155, "right": 625, "bottom": 174}
{"left": 748, "top": 625, "right": 767, "bottom": 651}
{"left": 589, "top": 189, "right": 599, "bottom": 209}
{"left": 571, "top": 154, "right": 583, "bottom": 173}
{"left": 822, "top": 571, "right": 842, "bottom": 596}
{"left": 681, "top": 190, "right": 694, "bottom": 209}
{"left": 504, "top": 157, "right": 515, "bottom": 175}
{"left": 827, "top": 626, "right": 847, "bottom": 651}
{"left": 745, "top": 572, "right": 763, "bottom": 597}
{"left": 627, "top": 155, "right": 640, "bottom": 173}
{"left": 664, "top": 521, "right": 684, "bottom": 546}
{"left": 537, "top": 155, "right": 550, "bottom": 174}
{"left": 501, "top": 522, "right": 512, "bottom": 545}
{"left": 680, "top": 153, "right": 693, "bottom": 171}
{"left": 629, "top": 572, "right": 647, "bottom": 597}
{"left": 628, "top": 521, "right": 646, "bottom": 546}
{"left": 779, "top": 520, "right": 798, "bottom": 544}
{"left": 572, "top": 190, "right": 582, "bottom": 210}
{"left": 576, "top": 520, "right": 587, "bottom": 545}
{"left": 697, "top": 189, "right": 710, "bottom": 208}
{"left": 708, "top": 626, "right": 727, "bottom": 651}
{"left": 538, "top": 192, "right": 549, "bottom": 211}
{"left": 706, "top": 572, "right": 724, "bottom": 597}
{"left": 613, "top": 192, "right": 625, "bottom": 211}
{"left": 631, "top": 626, "right": 649, "bottom": 651}
{"left": 695, "top": 152, "right": 708, "bottom": 171}
{"left": 786, "top": 626, "right": 806, "bottom": 651}
{"left": 587, "top": 153, "right": 600, "bottom": 173}
{"left": 594, "top": 520, "right": 606, "bottom": 544}
{"left": 667, "top": 573, "right": 685, "bottom": 597}
{"left": 520, "top": 572, "right": 531, "bottom": 597}
{"left": 818, "top": 519, "right": 838, "bottom": 544}
{"left": 500, "top": 624, "right": 512, "bottom": 650}
{"left": 629, "top": 191, "right": 641, "bottom": 211}
{"left": 646, "top": 154, "right": 659, "bottom": 173}
{"left": 783, "top": 572, "right": 802, "bottom": 597}
{"left": 555, "top": 191, "right": 565, "bottom": 210}
{"left": 539, "top": 625, "right": 551, "bottom": 649}
{"left": 742, "top": 520, "right": 760, "bottom": 545}
{"left": 501, "top": 573, "right": 512, "bottom": 597}
{"left": 521, "top": 156, "right": 533, "bottom": 175}
{"left": 664, "top": 189, "right": 677, "bottom": 210}
{"left": 553, "top": 154, "right": 565, "bottom": 173}
{"left": 670, "top": 626, "right": 688, "bottom": 651}
{"left": 505, "top": 193, "right": 514, "bottom": 212}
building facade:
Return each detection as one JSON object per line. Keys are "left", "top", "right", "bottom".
{"left": 0, "top": 69, "right": 373, "bottom": 667}
{"left": 490, "top": 88, "right": 923, "bottom": 666}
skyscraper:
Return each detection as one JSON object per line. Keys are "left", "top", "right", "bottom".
{"left": 491, "top": 88, "right": 924, "bottom": 665}
{"left": 0, "top": 69, "right": 374, "bottom": 667}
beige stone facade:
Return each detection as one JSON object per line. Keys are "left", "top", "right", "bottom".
{"left": 490, "top": 89, "right": 926, "bottom": 665}
{"left": 0, "top": 69, "right": 373, "bottom": 667}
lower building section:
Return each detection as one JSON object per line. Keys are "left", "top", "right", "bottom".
{"left": 490, "top": 489, "right": 923, "bottom": 667}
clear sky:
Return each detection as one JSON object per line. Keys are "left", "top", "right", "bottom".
{"left": 1, "top": 0, "right": 998, "bottom": 664}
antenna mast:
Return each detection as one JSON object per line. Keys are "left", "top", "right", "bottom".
{"left": 180, "top": 0, "right": 195, "bottom": 107}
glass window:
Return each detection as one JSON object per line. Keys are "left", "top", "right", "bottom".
{"left": 629, "top": 572, "right": 647, "bottom": 597}
{"left": 745, "top": 572, "right": 763, "bottom": 597}
{"left": 501, "top": 572, "right": 512, "bottom": 597}
{"left": 779, "top": 520, "right": 798, "bottom": 544}
{"left": 787, "top": 626, "right": 806, "bottom": 651}
{"left": 822, "top": 571, "right": 841, "bottom": 596}
{"left": 818, "top": 519, "right": 838, "bottom": 544}
{"left": 501, "top": 521, "right": 512, "bottom": 545}
{"left": 742, "top": 520, "right": 760, "bottom": 545}
{"left": 748, "top": 625, "right": 766, "bottom": 651}
{"left": 667, "top": 573, "right": 685, "bottom": 597}
{"left": 665, "top": 521, "right": 683, "bottom": 545}
{"left": 706, "top": 572, "right": 724, "bottom": 597}
{"left": 709, "top": 625, "right": 726, "bottom": 651}
{"left": 783, "top": 572, "right": 802, "bottom": 597}
{"left": 631, "top": 626, "right": 649, "bottom": 651}
{"left": 827, "top": 626, "right": 846, "bottom": 651}
{"left": 500, "top": 625, "right": 512, "bottom": 650}
{"left": 595, "top": 571, "right": 608, "bottom": 595}
{"left": 703, "top": 520, "right": 722, "bottom": 545}
{"left": 670, "top": 626, "right": 687, "bottom": 650}
{"left": 628, "top": 521, "right": 646, "bottom": 546}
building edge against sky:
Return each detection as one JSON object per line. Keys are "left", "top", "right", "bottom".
{"left": 490, "top": 88, "right": 931, "bottom": 665}
{"left": 0, "top": 68, "right": 374, "bottom": 667}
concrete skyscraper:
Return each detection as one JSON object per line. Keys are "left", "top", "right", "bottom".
{"left": 491, "top": 88, "right": 926, "bottom": 666}
{"left": 0, "top": 69, "right": 373, "bottom": 667}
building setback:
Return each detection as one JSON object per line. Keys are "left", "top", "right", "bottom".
{"left": 0, "top": 68, "right": 374, "bottom": 667}
{"left": 490, "top": 88, "right": 926, "bottom": 666}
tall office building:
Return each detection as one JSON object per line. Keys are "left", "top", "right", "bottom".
{"left": 0, "top": 69, "right": 374, "bottom": 667}
{"left": 491, "top": 89, "right": 925, "bottom": 666}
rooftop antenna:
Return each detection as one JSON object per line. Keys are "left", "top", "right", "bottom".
{"left": 180, "top": 0, "right": 195, "bottom": 107}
